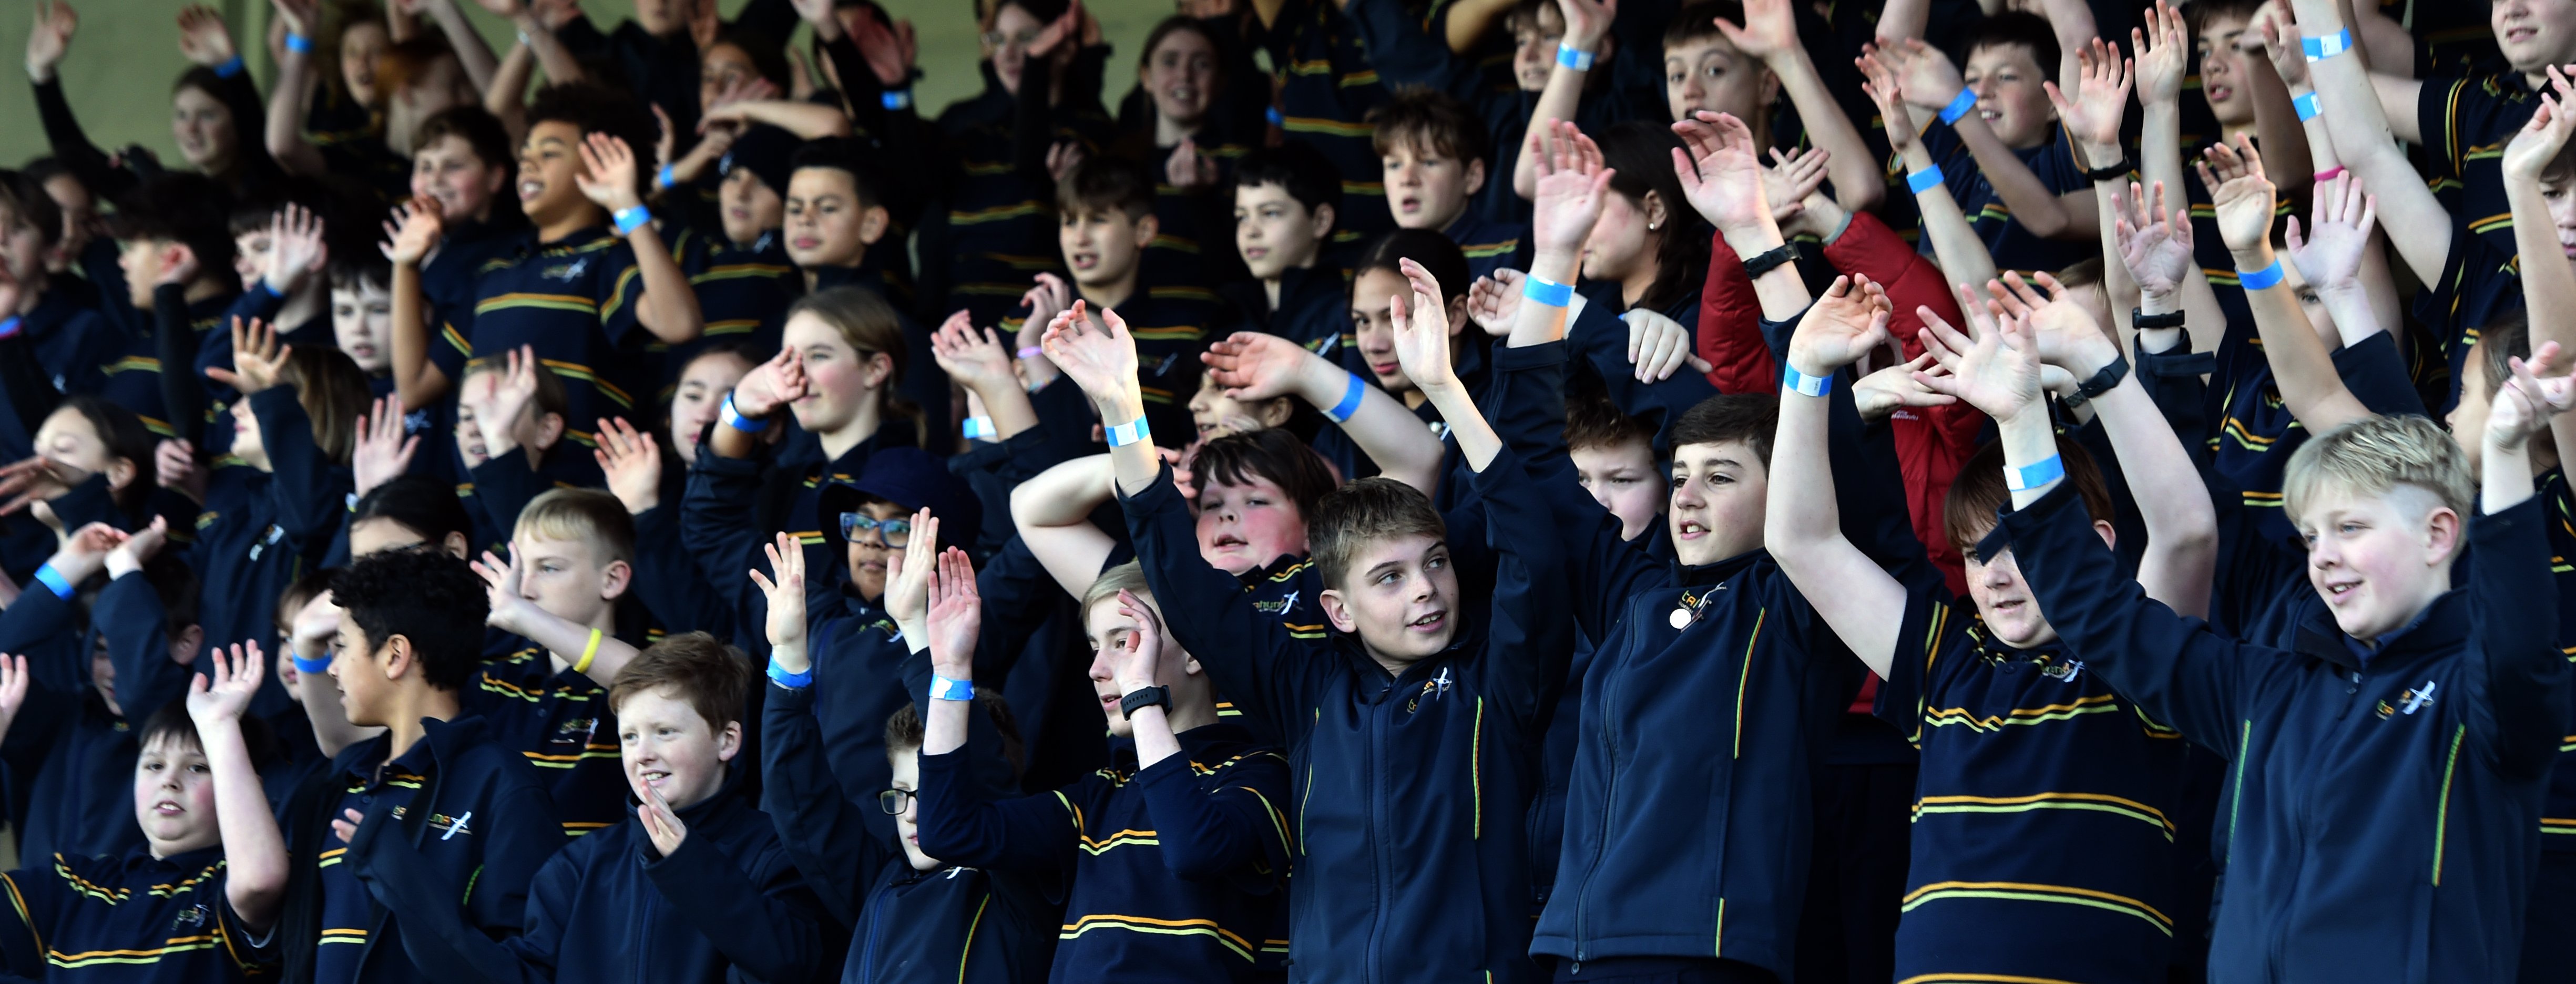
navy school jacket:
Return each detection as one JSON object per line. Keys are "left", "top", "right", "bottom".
{"left": 366, "top": 763, "right": 829, "bottom": 984}
{"left": 914, "top": 722, "right": 1293, "bottom": 982}
{"left": 462, "top": 642, "right": 629, "bottom": 840}
{"left": 182, "top": 387, "right": 349, "bottom": 719}
{"left": 761, "top": 680, "right": 1058, "bottom": 983}
{"left": 680, "top": 423, "right": 918, "bottom": 658}
{"left": 1995, "top": 481, "right": 2569, "bottom": 982}
{"left": 0, "top": 845, "right": 273, "bottom": 981}
{"left": 1121, "top": 445, "right": 1572, "bottom": 984}
{"left": 0, "top": 573, "right": 194, "bottom": 864}
{"left": 274, "top": 714, "right": 567, "bottom": 983}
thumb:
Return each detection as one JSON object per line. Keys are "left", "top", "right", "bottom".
{"left": 1688, "top": 354, "right": 1715, "bottom": 374}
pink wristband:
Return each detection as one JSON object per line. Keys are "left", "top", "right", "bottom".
{"left": 1016, "top": 346, "right": 1045, "bottom": 360}
{"left": 2313, "top": 166, "right": 2346, "bottom": 183}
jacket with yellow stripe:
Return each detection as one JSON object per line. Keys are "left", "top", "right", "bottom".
{"left": 273, "top": 714, "right": 566, "bottom": 983}
{"left": 1996, "top": 481, "right": 2569, "bottom": 982}
{"left": 915, "top": 722, "right": 1292, "bottom": 983}
{"left": 1121, "top": 444, "right": 1572, "bottom": 984}
{"left": 0, "top": 845, "right": 272, "bottom": 981}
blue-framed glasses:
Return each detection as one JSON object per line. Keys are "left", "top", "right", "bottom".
{"left": 840, "top": 512, "right": 913, "bottom": 546}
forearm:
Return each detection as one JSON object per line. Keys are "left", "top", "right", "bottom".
{"left": 389, "top": 265, "right": 447, "bottom": 411}
{"left": 1875, "top": 0, "right": 1930, "bottom": 42}
{"left": 1772, "top": 50, "right": 1884, "bottom": 213}
{"left": 1954, "top": 118, "right": 2089, "bottom": 238}
{"left": 1765, "top": 363, "right": 1853, "bottom": 558}
{"left": 2511, "top": 181, "right": 2576, "bottom": 356}
{"left": 265, "top": 55, "right": 328, "bottom": 176}
{"left": 964, "top": 378, "right": 1039, "bottom": 442}
{"left": 1419, "top": 382, "right": 1499, "bottom": 472}
{"left": 1297, "top": 352, "right": 1442, "bottom": 494}
{"left": 2087, "top": 379, "right": 2217, "bottom": 616}
{"left": 1507, "top": 249, "right": 1580, "bottom": 344}
{"left": 424, "top": 0, "right": 498, "bottom": 93}
{"left": 1443, "top": 0, "right": 1516, "bottom": 53}
{"left": 1901, "top": 141, "right": 2000, "bottom": 294}
{"left": 629, "top": 231, "right": 703, "bottom": 344}
{"left": 203, "top": 722, "right": 287, "bottom": 931}
{"left": 511, "top": 13, "right": 583, "bottom": 85}
{"left": 733, "top": 100, "right": 855, "bottom": 139}
{"left": 922, "top": 691, "right": 970, "bottom": 756}
{"left": 515, "top": 609, "right": 639, "bottom": 686}
{"left": 2233, "top": 242, "right": 2373, "bottom": 429}
{"left": 1513, "top": 65, "right": 1590, "bottom": 200}
{"left": 1715, "top": 218, "right": 1811, "bottom": 323}
{"left": 294, "top": 642, "right": 382, "bottom": 756}
{"left": 2247, "top": 60, "right": 2312, "bottom": 196}
{"left": 486, "top": 43, "right": 536, "bottom": 118}
{"left": 1997, "top": 403, "right": 2061, "bottom": 510}
{"left": 1122, "top": 704, "right": 1180, "bottom": 768}
{"left": 1093, "top": 387, "right": 1161, "bottom": 497}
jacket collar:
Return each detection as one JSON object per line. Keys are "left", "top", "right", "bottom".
{"left": 1676, "top": 547, "right": 1766, "bottom": 588}
{"left": 2292, "top": 588, "right": 2471, "bottom": 674}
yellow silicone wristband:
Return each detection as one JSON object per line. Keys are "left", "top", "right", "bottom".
{"left": 574, "top": 628, "right": 601, "bottom": 675}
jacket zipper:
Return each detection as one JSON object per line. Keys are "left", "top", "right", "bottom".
{"left": 1574, "top": 600, "right": 1647, "bottom": 966}
{"left": 1366, "top": 686, "right": 1388, "bottom": 984}
{"left": 2274, "top": 668, "right": 2366, "bottom": 975}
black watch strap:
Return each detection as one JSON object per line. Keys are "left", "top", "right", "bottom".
{"left": 1119, "top": 685, "right": 1172, "bottom": 720}
{"left": 2082, "top": 157, "right": 2137, "bottom": 182}
{"left": 2132, "top": 308, "right": 2186, "bottom": 330}
{"left": 2060, "top": 353, "right": 2132, "bottom": 410}
{"left": 1740, "top": 243, "right": 1798, "bottom": 280}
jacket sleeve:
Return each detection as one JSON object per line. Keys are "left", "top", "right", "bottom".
{"left": 681, "top": 446, "right": 779, "bottom": 634}
{"left": 96, "top": 570, "right": 197, "bottom": 718}
{"left": 248, "top": 387, "right": 352, "bottom": 545}
{"left": 465, "top": 451, "right": 555, "bottom": 540}
{"left": 759, "top": 680, "right": 891, "bottom": 926}
{"left": 2334, "top": 331, "right": 2428, "bottom": 417}
{"left": 1133, "top": 746, "right": 1293, "bottom": 888}
{"left": 346, "top": 767, "right": 563, "bottom": 954}
{"left": 1695, "top": 231, "right": 1773, "bottom": 394}
{"left": 154, "top": 284, "right": 207, "bottom": 444}
{"left": 0, "top": 586, "right": 82, "bottom": 697}
{"left": 1341, "top": 0, "right": 1471, "bottom": 94}
{"left": 1562, "top": 295, "right": 1720, "bottom": 445}
{"left": 354, "top": 832, "right": 565, "bottom": 984}
{"left": 2459, "top": 496, "right": 2571, "bottom": 779}
{"left": 628, "top": 503, "right": 738, "bottom": 638}
{"left": 1117, "top": 468, "right": 1326, "bottom": 731}
{"left": 911, "top": 746, "right": 1081, "bottom": 873}
{"left": 1987, "top": 480, "right": 2256, "bottom": 755}
{"left": 29, "top": 78, "right": 126, "bottom": 201}
{"left": 1471, "top": 444, "right": 1576, "bottom": 731}
{"left": 640, "top": 824, "right": 827, "bottom": 983}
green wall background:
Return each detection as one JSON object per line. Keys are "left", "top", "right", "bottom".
{"left": 1, "top": 0, "right": 1173, "bottom": 170}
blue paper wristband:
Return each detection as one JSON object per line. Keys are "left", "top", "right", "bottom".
{"left": 1522, "top": 275, "right": 1574, "bottom": 307}
{"left": 292, "top": 655, "right": 332, "bottom": 675}
{"left": 2294, "top": 92, "right": 2323, "bottom": 121}
{"left": 2004, "top": 454, "right": 2066, "bottom": 491}
{"left": 30, "top": 563, "right": 72, "bottom": 600}
{"left": 929, "top": 674, "right": 974, "bottom": 701}
{"left": 655, "top": 163, "right": 675, "bottom": 191}
{"left": 1106, "top": 415, "right": 1151, "bottom": 447}
{"left": 1265, "top": 107, "right": 1284, "bottom": 127}
{"left": 1781, "top": 364, "right": 1833, "bottom": 397}
{"left": 1324, "top": 371, "right": 1366, "bottom": 423}
{"left": 1937, "top": 88, "right": 1979, "bottom": 126}
{"left": 214, "top": 56, "right": 244, "bottom": 78}
{"left": 768, "top": 661, "right": 813, "bottom": 689}
{"left": 612, "top": 205, "right": 652, "bottom": 236}
{"left": 1906, "top": 165, "right": 1946, "bottom": 195}
{"left": 284, "top": 33, "right": 313, "bottom": 55}
{"left": 2301, "top": 29, "right": 2352, "bottom": 62}
{"left": 2237, "top": 260, "right": 2285, "bottom": 291}
{"left": 881, "top": 88, "right": 913, "bottom": 110}
{"left": 1557, "top": 44, "right": 1594, "bottom": 70}
{"left": 962, "top": 416, "right": 996, "bottom": 440}
{"left": 719, "top": 394, "right": 766, "bottom": 433}
{"left": 0, "top": 315, "right": 22, "bottom": 340}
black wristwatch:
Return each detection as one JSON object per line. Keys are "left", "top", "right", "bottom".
{"left": 2060, "top": 353, "right": 2131, "bottom": 411}
{"left": 1120, "top": 685, "right": 1172, "bottom": 720}
{"left": 2081, "top": 156, "right": 2137, "bottom": 182}
{"left": 2132, "top": 308, "right": 2186, "bottom": 331}
{"left": 1740, "top": 243, "right": 1798, "bottom": 281}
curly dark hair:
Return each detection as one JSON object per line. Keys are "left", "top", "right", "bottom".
{"left": 331, "top": 548, "right": 488, "bottom": 692}
{"left": 526, "top": 82, "right": 661, "bottom": 200}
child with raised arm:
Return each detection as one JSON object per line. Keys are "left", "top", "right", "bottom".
{"left": 1953, "top": 288, "right": 2575, "bottom": 978}
{"left": 1771, "top": 269, "right": 2214, "bottom": 982}
{"left": 912, "top": 545, "right": 1292, "bottom": 981}
{"left": 0, "top": 644, "right": 289, "bottom": 980}
{"left": 1051, "top": 249, "right": 1570, "bottom": 979}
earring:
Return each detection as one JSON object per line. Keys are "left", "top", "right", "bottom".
{"left": 1648, "top": 221, "right": 1659, "bottom": 230}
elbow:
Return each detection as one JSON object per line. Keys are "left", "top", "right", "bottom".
{"left": 1834, "top": 179, "right": 1884, "bottom": 216}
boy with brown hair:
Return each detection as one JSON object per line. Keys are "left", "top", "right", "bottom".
{"left": 1366, "top": 89, "right": 1527, "bottom": 281}
{"left": 1016, "top": 155, "right": 1224, "bottom": 448}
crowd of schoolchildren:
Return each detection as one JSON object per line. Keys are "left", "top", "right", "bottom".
{"left": 3, "top": 0, "right": 2575, "bottom": 978}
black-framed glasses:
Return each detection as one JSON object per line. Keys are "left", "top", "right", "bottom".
{"left": 877, "top": 788, "right": 915, "bottom": 815}
{"left": 840, "top": 512, "right": 912, "bottom": 547}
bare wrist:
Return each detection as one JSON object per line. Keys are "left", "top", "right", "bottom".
{"left": 2139, "top": 290, "right": 2183, "bottom": 316}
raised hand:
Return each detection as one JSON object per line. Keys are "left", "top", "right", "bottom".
{"left": 28, "top": 1, "right": 79, "bottom": 83}
{"left": 638, "top": 783, "right": 689, "bottom": 855}
{"left": 2488, "top": 341, "right": 2576, "bottom": 451}
{"left": 1105, "top": 588, "right": 1165, "bottom": 691}
{"left": 186, "top": 641, "right": 265, "bottom": 726}
{"left": 0, "top": 456, "right": 85, "bottom": 516}
{"left": 882, "top": 509, "right": 940, "bottom": 636}
{"left": 849, "top": 4, "right": 918, "bottom": 87}
{"left": 2248, "top": 0, "right": 2307, "bottom": 92}
{"left": 351, "top": 398, "right": 418, "bottom": 498}
{"left": 105, "top": 515, "right": 170, "bottom": 580}
{"left": 1883, "top": 39, "right": 1968, "bottom": 111}
{"left": 2195, "top": 135, "right": 2277, "bottom": 253}
{"left": 156, "top": 438, "right": 206, "bottom": 504}
{"left": 592, "top": 416, "right": 661, "bottom": 514}
{"left": 0, "top": 654, "right": 28, "bottom": 743}
{"left": 729, "top": 346, "right": 808, "bottom": 420}
{"left": 1670, "top": 111, "right": 1773, "bottom": 234}
{"left": 470, "top": 545, "right": 539, "bottom": 634}
{"left": 331, "top": 808, "right": 364, "bottom": 845}
{"left": 2132, "top": 1, "right": 2189, "bottom": 108}
{"left": 380, "top": 196, "right": 445, "bottom": 266}
{"left": 1166, "top": 138, "right": 1219, "bottom": 193}
{"left": 575, "top": 132, "right": 646, "bottom": 213}
{"left": 1200, "top": 331, "right": 1315, "bottom": 400}
{"left": 42, "top": 521, "right": 128, "bottom": 585}
{"left": 1466, "top": 270, "right": 1525, "bottom": 336}
{"left": 2504, "top": 84, "right": 2576, "bottom": 183}
{"left": 288, "top": 589, "right": 340, "bottom": 679}
{"left": 263, "top": 204, "right": 328, "bottom": 296}
{"left": 1915, "top": 288, "right": 2046, "bottom": 423}
{"left": 1987, "top": 272, "right": 2118, "bottom": 372}
{"left": 1045, "top": 141, "right": 1087, "bottom": 185}
{"left": 1855, "top": 47, "right": 1916, "bottom": 155}
{"left": 205, "top": 317, "right": 291, "bottom": 395}
{"left": 1853, "top": 353, "right": 1958, "bottom": 421}
{"left": 175, "top": 5, "right": 236, "bottom": 68}
{"left": 1622, "top": 309, "right": 1714, "bottom": 382}
{"left": 1762, "top": 146, "right": 1829, "bottom": 224}
{"left": 1038, "top": 301, "right": 1142, "bottom": 402}
{"left": 1785, "top": 275, "right": 1894, "bottom": 375}
{"left": 746, "top": 532, "right": 809, "bottom": 658}
{"left": 928, "top": 310, "right": 1017, "bottom": 395}
{"left": 2112, "top": 181, "right": 2196, "bottom": 300}
{"left": 1528, "top": 120, "right": 1615, "bottom": 258}
{"left": 1710, "top": 0, "right": 1795, "bottom": 62}
{"left": 923, "top": 547, "right": 979, "bottom": 678}
{"left": 1387, "top": 258, "right": 1460, "bottom": 392}
{"left": 652, "top": 105, "right": 679, "bottom": 180}
{"left": 2282, "top": 173, "right": 2379, "bottom": 296}
{"left": 2044, "top": 38, "right": 2134, "bottom": 157}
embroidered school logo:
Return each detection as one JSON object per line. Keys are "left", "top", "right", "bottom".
{"left": 1404, "top": 667, "right": 1455, "bottom": 714}
{"left": 171, "top": 904, "right": 209, "bottom": 930}
{"left": 2375, "top": 680, "right": 2439, "bottom": 720}
{"left": 544, "top": 256, "right": 591, "bottom": 281}
{"left": 2040, "top": 659, "right": 2086, "bottom": 683}
{"left": 433, "top": 811, "right": 474, "bottom": 840}
{"left": 555, "top": 718, "right": 597, "bottom": 742}
{"left": 1253, "top": 590, "right": 1300, "bottom": 616}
